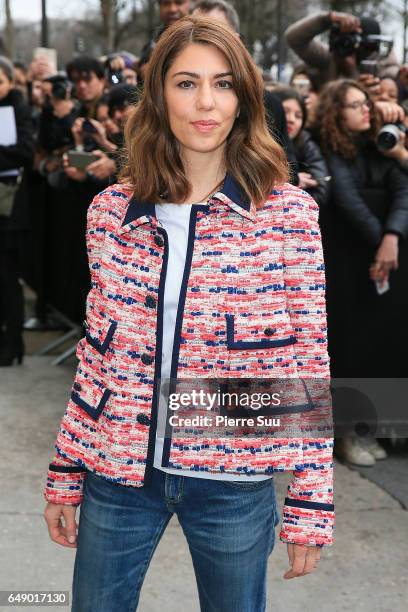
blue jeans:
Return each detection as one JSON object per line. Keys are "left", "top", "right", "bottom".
{"left": 72, "top": 468, "right": 279, "bottom": 612}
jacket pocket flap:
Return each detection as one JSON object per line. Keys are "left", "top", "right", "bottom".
{"left": 71, "top": 366, "right": 112, "bottom": 420}
{"left": 226, "top": 314, "right": 297, "bottom": 350}
{"left": 84, "top": 313, "right": 117, "bottom": 356}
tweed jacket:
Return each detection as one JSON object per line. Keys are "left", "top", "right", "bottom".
{"left": 44, "top": 175, "right": 334, "bottom": 547}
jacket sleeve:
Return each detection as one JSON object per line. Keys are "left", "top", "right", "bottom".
{"left": 284, "top": 11, "right": 332, "bottom": 70}
{"left": 384, "top": 162, "right": 408, "bottom": 239}
{"left": 43, "top": 190, "right": 108, "bottom": 506}
{"left": 297, "top": 133, "right": 330, "bottom": 207}
{"left": 279, "top": 186, "right": 334, "bottom": 547}
{"left": 328, "top": 151, "right": 383, "bottom": 246}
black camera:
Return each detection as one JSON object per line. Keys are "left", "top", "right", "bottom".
{"left": 329, "top": 18, "right": 392, "bottom": 60}
{"left": 329, "top": 24, "right": 361, "bottom": 58}
{"left": 377, "top": 123, "right": 407, "bottom": 151}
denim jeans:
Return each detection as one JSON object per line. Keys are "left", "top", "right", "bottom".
{"left": 72, "top": 468, "right": 279, "bottom": 612}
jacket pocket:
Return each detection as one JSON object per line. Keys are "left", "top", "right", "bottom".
{"left": 71, "top": 365, "right": 112, "bottom": 421}
{"left": 225, "top": 314, "right": 297, "bottom": 350}
{"left": 84, "top": 313, "right": 117, "bottom": 356}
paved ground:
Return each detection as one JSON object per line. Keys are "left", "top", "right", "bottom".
{"left": 0, "top": 353, "right": 407, "bottom": 612}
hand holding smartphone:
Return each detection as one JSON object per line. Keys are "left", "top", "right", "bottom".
{"left": 67, "top": 150, "right": 100, "bottom": 170}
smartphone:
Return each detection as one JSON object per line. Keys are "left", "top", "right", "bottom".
{"left": 359, "top": 60, "right": 378, "bottom": 77}
{"left": 67, "top": 150, "right": 99, "bottom": 170}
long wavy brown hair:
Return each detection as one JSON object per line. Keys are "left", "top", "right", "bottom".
{"left": 120, "top": 16, "right": 289, "bottom": 207}
{"left": 314, "top": 79, "right": 380, "bottom": 160}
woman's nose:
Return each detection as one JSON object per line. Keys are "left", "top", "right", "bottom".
{"left": 196, "top": 83, "right": 216, "bottom": 109}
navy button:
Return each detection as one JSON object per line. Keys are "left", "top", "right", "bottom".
{"left": 264, "top": 327, "right": 277, "bottom": 336}
{"left": 73, "top": 382, "right": 82, "bottom": 391}
{"left": 137, "top": 413, "right": 151, "bottom": 426}
{"left": 154, "top": 234, "right": 164, "bottom": 247}
{"left": 145, "top": 295, "right": 156, "bottom": 309}
{"left": 141, "top": 353, "right": 154, "bottom": 365}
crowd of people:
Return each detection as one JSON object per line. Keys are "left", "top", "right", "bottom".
{"left": 1, "top": 0, "right": 407, "bottom": 468}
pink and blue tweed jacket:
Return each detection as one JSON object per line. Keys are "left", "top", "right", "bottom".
{"left": 44, "top": 174, "right": 334, "bottom": 546}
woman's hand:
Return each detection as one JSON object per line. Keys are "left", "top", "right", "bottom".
{"left": 298, "top": 172, "right": 318, "bottom": 190}
{"left": 62, "top": 153, "right": 87, "bottom": 182}
{"left": 369, "top": 233, "right": 399, "bottom": 284}
{"left": 374, "top": 101, "right": 405, "bottom": 124}
{"left": 86, "top": 150, "right": 116, "bottom": 180}
{"left": 284, "top": 543, "right": 321, "bottom": 579}
{"left": 329, "top": 11, "right": 361, "bottom": 33}
{"left": 71, "top": 117, "right": 85, "bottom": 147}
{"left": 87, "top": 119, "right": 118, "bottom": 153}
{"left": 44, "top": 503, "right": 79, "bottom": 548}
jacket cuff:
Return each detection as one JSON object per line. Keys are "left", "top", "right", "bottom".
{"left": 44, "top": 463, "right": 87, "bottom": 506}
{"left": 279, "top": 497, "right": 335, "bottom": 546}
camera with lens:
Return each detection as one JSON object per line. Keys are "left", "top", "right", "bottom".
{"left": 377, "top": 123, "right": 408, "bottom": 151}
{"left": 329, "top": 24, "right": 362, "bottom": 58}
{"left": 329, "top": 19, "right": 393, "bottom": 61}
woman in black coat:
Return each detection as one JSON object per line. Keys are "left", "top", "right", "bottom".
{"left": 315, "top": 79, "right": 408, "bottom": 466}
{"left": 273, "top": 86, "right": 330, "bottom": 207}
{"left": 0, "top": 56, "right": 34, "bottom": 366}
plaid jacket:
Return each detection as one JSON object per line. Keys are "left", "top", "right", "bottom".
{"left": 44, "top": 175, "right": 334, "bottom": 546}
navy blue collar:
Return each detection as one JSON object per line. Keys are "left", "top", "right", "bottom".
{"left": 121, "top": 172, "right": 251, "bottom": 227}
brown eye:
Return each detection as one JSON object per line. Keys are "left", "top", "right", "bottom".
{"left": 217, "top": 80, "right": 233, "bottom": 89}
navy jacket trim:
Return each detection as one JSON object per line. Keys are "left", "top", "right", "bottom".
{"left": 122, "top": 198, "right": 157, "bottom": 226}
{"left": 225, "top": 314, "right": 297, "bottom": 349}
{"left": 85, "top": 321, "right": 117, "bottom": 355}
{"left": 222, "top": 172, "right": 251, "bottom": 211}
{"left": 121, "top": 173, "right": 250, "bottom": 227}
{"left": 162, "top": 206, "right": 205, "bottom": 468}
{"left": 143, "top": 226, "right": 169, "bottom": 486}
{"left": 71, "top": 388, "right": 112, "bottom": 421}
{"left": 284, "top": 497, "right": 335, "bottom": 512}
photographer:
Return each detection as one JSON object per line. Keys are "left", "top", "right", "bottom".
{"left": 36, "top": 73, "right": 78, "bottom": 188}
{"left": 285, "top": 12, "right": 399, "bottom": 85}
{"left": 314, "top": 79, "right": 408, "bottom": 465}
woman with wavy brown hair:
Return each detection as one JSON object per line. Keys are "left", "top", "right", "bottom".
{"left": 315, "top": 79, "right": 408, "bottom": 467}
{"left": 43, "top": 16, "right": 334, "bottom": 611}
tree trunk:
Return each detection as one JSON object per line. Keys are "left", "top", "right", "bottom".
{"left": 100, "top": 0, "right": 116, "bottom": 52}
{"left": 4, "top": 0, "right": 15, "bottom": 59}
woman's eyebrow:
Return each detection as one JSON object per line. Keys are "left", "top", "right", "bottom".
{"left": 172, "top": 71, "right": 233, "bottom": 79}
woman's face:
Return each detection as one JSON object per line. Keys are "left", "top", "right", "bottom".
{"left": 379, "top": 78, "right": 398, "bottom": 103}
{"left": 164, "top": 43, "right": 239, "bottom": 160}
{"left": 341, "top": 86, "right": 371, "bottom": 133}
{"left": 0, "top": 69, "right": 13, "bottom": 100}
{"left": 282, "top": 98, "right": 303, "bottom": 140}
{"left": 31, "top": 79, "right": 44, "bottom": 106}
